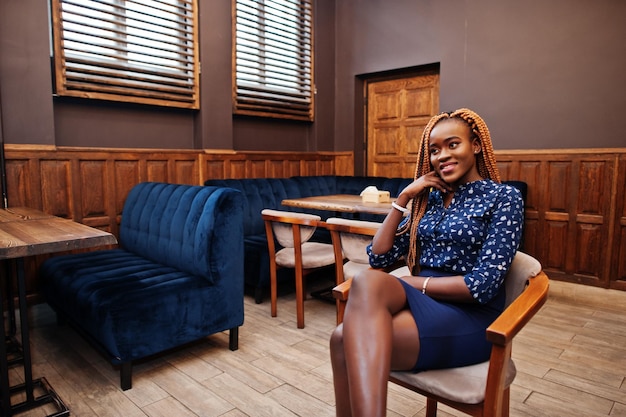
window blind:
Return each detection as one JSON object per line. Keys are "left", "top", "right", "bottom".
{"left": 234, "top": 0, "right": 314, "bottom": 121}
{"left": 51, "top": 0, "right": 199, "bottom": 109}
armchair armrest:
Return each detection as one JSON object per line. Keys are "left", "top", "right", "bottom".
{"left": 486, "top": 271, "right": 549, "bottom": 346}
{"left": 333, "top": 278, "right": 352, "bottom": 301}
{"left": 332, "top": 278, "right": 351, "bottom": 324}
{"left": 482, "top": 271, "right": 549, "bottom": 415}
{"left": 331, "top": 260, "right": 407, "bottom": 324}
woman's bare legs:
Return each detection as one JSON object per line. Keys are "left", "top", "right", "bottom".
{"left": 330, "top": 270, "right": 421, "bottom": 417}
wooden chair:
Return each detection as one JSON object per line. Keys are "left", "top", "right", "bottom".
{"left": 332, "top": 251, "right": 549, "bottom": 417}
{"left": 323, "top": 217, "right": 382, "bottom": 323}
{"left": 262, "top": 209, "right": 336, "bottom": 328}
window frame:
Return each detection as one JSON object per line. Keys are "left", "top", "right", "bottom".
{"left": 50, "top": 0, "right": 200, "bottom": 109}
{"left": 232, "top": 0, "right": 314, "bottom": 122}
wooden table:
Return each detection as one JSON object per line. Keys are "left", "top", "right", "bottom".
{"left": 281, "top": 194, "right": 395, "bottom": 216}
{"left": 0, "top": 207, "right": 118, "bottom": 416}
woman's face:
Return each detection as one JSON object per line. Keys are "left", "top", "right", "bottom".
{"left": 428, "top": 119, "right": 482, "bottom": 188}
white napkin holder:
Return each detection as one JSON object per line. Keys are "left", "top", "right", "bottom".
{"left": 360, "top": 186, "right": 390, "bottom": 203}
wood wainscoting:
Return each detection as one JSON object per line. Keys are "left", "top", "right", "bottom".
{"left": 496, "top": 149, "right": 626, "bottom": 291}
{"left": 4, "top": 145, "right": 354, "bottom": 234}
{"left": 2, "top": 145, "right": 625, "bottom": 300}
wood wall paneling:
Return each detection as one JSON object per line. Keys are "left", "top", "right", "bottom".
{"left": 573, "top": 159, "right": 613, "bottom": 285}
{"left": 203, "top": 160, "right": 227, "bottom": 181}
{"left": 6, "top": 158, "right": 34, "bottom": 208}
{"left": 173, "top": 159, "right": 199, "bottom": 184}
{"left": 303, "top": 159, "right": 319, "bottom": 175}
{"left": 544, "top": 160, "right": 573, "bottom": 279}
{"left": 611, "top": 154, "right": 626, "bottom": 290}
{"left": 41, "top": 159, "right": 72, "bottom": 218}
{"left": 79, "top": 159, "right": 107, "bottom": 218}
{"left": 115, "top": 160, "right": 141, "bottom": 211}
{"left": 146, "top": 159, "right": 168, "bottom": 183}
{"left": 495, "top": 150, "right": 624, "bottom": 289}
{"left": 5, "top": 146, "right": 626, "bottom": 300}
{"left": 286, "top": 160, "right": 302, "bottom": 177}
{"left": 332, "top": 153, "right": 354, "bottom": 176}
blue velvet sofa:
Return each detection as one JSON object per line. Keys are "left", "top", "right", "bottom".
{"left": 40, "top": 182, "right": 245, "bottom": 390}
{"left": 204, "top": 175, "right": 413, "bottom": 303}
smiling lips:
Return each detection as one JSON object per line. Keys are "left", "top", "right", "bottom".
{"left": 439, "top": 162, "right": 456, "bottom": 175}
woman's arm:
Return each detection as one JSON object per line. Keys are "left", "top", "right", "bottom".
{"left": 397, "top": 184, "right": 524, "bottom": 304}
{"left": 464, "top": 186, "right": 525, "bottom": 304}
{"left": 370, "top": 172, "right": 451, "bottom": 254}
{"left": 398, "top": 275, "right": 475, "bottom": 302}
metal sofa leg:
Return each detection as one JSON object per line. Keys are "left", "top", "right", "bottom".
{"left": 120, "top": 362, "right": 132, "bottom": 391}
{"left": 229, "top": 327, "right": 239, "bottom": 351}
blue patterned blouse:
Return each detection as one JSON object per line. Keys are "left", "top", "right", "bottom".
{"left": 368, "top": 179, "right": 524, "bottom": 304}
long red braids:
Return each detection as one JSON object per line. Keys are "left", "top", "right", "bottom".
{"left": 400, "top": 108, "right": 501, "bottom": 273}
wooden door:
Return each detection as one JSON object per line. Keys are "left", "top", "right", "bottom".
{"left": 366, "top": 73, "right": 439, "bottom": 177}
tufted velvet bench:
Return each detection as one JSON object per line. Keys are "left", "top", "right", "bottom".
{"left": 204, "top": 175, "right": 413, "bottom": 303}
{"left": 40, "top": 182, "right": 245, "bottom": 390}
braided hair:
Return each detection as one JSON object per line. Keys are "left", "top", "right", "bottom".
{"left": 399, "top": 108, "right": 502, "bottom": 274}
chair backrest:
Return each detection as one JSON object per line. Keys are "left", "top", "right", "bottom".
{"left": 325, "top": 217, "right": 382, "bottom": 264}
{"left": 324, "top": 217, "right": 383, "bottom": 285}
{"left": 261, "top": 209, "right": 321, "bottom": 248}
{"left": 503, "top": 251, "right": 542, "bottom": 307}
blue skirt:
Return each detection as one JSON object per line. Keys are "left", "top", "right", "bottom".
{"left": 398, "top": 268, "right": 506, "bottom": 372}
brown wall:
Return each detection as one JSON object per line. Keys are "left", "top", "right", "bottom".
{"left": 0, "top": 1, "right": 335, "bottom": 152}
{"left": 334, "top": 0, "right": 626, "bottom": 160}
{"left": 3, "top": 2, "right": 624, "bottom": 156}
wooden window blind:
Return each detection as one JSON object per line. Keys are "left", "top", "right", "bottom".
{"left": 50, "top": 0, "right": 199, "bottom": 109}
{"left": 233, "top": 0, "right": 314, "bottom": 121}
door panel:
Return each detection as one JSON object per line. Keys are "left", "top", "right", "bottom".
{"left": 366, "top": 73, "right": 439, "bottom": 178}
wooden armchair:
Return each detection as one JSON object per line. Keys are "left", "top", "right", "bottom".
{"left": 332, "top": 251, "right": 549, "bottom": 417}
{"left": 322, "top": 217, "right": 382, "bottom": 323}
{"left": 261, "top": 209, "right": 336, "bottom": 328}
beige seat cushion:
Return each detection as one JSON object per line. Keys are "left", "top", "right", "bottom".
{"left": 390, "top": 359, "right": 516, "bottom": 404}
{"left": 339, "top": 232, "right": 376, "bottom": 263}
{"left": 275, "top": 242, "right": 335, "bottom": 269}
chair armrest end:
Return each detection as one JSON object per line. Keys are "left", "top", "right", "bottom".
{"left": 332, "top": 278, "right": 352, "bottom": 301}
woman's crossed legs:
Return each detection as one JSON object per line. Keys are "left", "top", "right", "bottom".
{"left": 330, "top": 269, "right": 421, "bottom": 417}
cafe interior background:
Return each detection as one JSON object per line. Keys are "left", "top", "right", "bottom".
{"left": 0, "top": 0, "right": 625, "bottom": 416}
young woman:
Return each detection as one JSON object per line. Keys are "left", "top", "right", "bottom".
{"left": 329, "top": 108, "right": 524, "bottom": 417}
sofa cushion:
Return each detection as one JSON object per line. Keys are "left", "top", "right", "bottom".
{"left": 41, "top": 249, "right": 244, "bottom": 361}
{"left": 120, "top": 182, "right": 242, "bottom": 284}
{"left": 205, "top": 178, "right": 302, "bottom": 236}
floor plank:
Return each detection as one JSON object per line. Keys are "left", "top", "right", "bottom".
{"left": 8, "top": 278, "right": 626, "bottom": 416}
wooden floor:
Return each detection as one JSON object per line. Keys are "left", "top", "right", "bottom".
{"left": 8, "top": 276, "right": 626, "bottom": 417}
